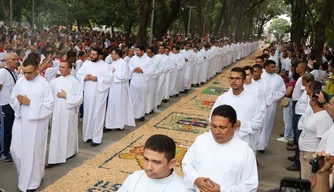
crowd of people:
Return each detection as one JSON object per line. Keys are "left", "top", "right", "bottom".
{"left": 0, "top": 26, "right": 263, "bottom": 192}
{"left": 1, "top": 25, "right": 334, "bottom": 192}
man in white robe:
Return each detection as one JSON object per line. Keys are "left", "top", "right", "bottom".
{"left": 191, "top": 47, "right": 202, "bottom": 86}
{"left": 156, "top": 45, "right": 173, "bottom": 104}
{"left": 183, "top": 105, "right": 258, "bottom": 192}
{"left": 105, "top": 49, "right": 135, "bottom": 130}
{"left": 170, "top": 46, "right": 185, "bottom": 96}
{"left": 163, "top": 47, "right": 177, "bottom": 101}
{"left": 181, "top": 43, "right": 195, "bottom": 92}
{"left": 199, "top": 44, "right": 210, "bottom": 84}
{"left": 76, "top": 48, "right": 114, "bottom": 146}
{"left": 243, "top": 65, "right": 267, "bottom": 154}
{"left": 258, "top": 60, "right": 286, "bottom": 152}
{"left": 10, "top": 59, "right": 54, "bottom": 192}
{"left": 145, "top": 47, "right": 162, "bottom": 114}
{"left": 210, "top": 67, "right": 264, "bottom": 150}
{"left": 118, "top": 134, "right": 190, "bottom": 192}
{"left": 129, "top": 45, "right": 153, "bottom": 121}
{"left": 47, "top": 61, "right": 83, "bottom": 167}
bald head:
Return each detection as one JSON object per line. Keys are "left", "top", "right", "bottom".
{"left": 5, "top": 53, "right": 19, "bottom": 70}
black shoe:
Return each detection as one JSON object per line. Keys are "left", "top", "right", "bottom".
{"left": 45, "top": 163, "right": 59, "bottom": 168}
{"left": 184, "top": 89, "right": 189, "bottom": 93}
{"left": 103, "top": 127, "right": 112, "bottom": 132}
{"left": 163, "top": 99, "right": 168, "bottom": 103}
{"left": 180, "top": 91, "right": 185, "bottom": 94}
{"left": 67, "top": 153, "right": 76, "bottom": 160}
{"left": 91, "top": 142, "right": 100, "bottom": 147}
{"left": 201, "top": 82, "right": 204, "bottom": 85}
{"left": 85, "top": 139, "right": 92, "bottom": 143}
{"left": 150, "top": 110, "right": 154, "bottom": 114}
{"left": 279, "top": 133, "right": 284, "bottom": 137}
{"left": 139, "top": 117, "right": 145, "bottom": 122}
{"left": 196, "top": 83, "right": 199, "bottom": 87}
{"left": 287, "top": 155, "right": 296, "bottom": 162}
{"left": 286, "top": 165, "right": 300, "bottom": 171}
{"left": 26, "top": 189, "right": 38, "bottom": 192}
{"left": 257, "top": 150, "right": 265, "bottom": 154}
{"left": 175, "top": 94, "right": 179, "bottom": 97}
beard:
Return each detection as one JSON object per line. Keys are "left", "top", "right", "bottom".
{"left": 91, "top": 57, "right": 99, "bottom": 62}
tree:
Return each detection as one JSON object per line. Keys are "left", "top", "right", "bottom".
{"left": 313, "top": 0, "right": 334, "bottom": 64}
{"left": 268, "top": 18, "right": 290, "bottom": 41}
{"left": 136, "top": 0, "right": 152, "bottom": 45}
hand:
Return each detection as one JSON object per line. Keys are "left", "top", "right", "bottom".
{"left": 195, "top": 177, "right": 214, "bottom": 192}
{"left": 90, "top": 76, "right": 98, "bottom": 81}
{"left": 112, "top": 68, "right": 116, "bottom": 73}
{"left": 185, "top": 58, "right": 188, "bottom": 62}
{"left": 206, "top": 179, "right": 220, "bottom": 192}
{"left": 314, "top": 151, "right": 334, "bottom": 173}
{"left": 84, "top": 74, "right": 91, "bottom": 81}
{"left": 134, "top": 67, "right": 143, "bottom": 73}
{"left": 57, "top": 89, "right": 67, "bottom": 99}
{"left": 17, "top": 95, "right": 30, "bottom": 105}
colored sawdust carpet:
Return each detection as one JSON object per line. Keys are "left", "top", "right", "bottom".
{"left": 43, "top": 50, "right": 262, "bottom": 192}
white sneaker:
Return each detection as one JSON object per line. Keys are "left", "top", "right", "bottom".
{"left": 277, "top": 137, "right": 289, "bottom": 143}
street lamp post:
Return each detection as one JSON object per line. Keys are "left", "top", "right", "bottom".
{"left": 186, "top": 5, "right": 196, "bottom": 38}
{"left": 10, "top": 0, "right": 13, "bottom": 26}
{"left": 32, "top": 0, "right": 35, "bottom": 28}
{"left": 149, "top": 0, "right": 156, "bottom": 46}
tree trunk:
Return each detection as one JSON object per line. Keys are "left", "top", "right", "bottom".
{"left": 313, "top": 0, "right": 334, "bottom": 64}
{"left": 136, "top": 0, "right": 152, "bottom": 45}
{"left": 290, "top": 0, "right": 307, "bottom": 47}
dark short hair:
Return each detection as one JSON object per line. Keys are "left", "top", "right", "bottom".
{"left": 92, "top": 47, "right": 102, "bottom": 55}
{"left": 292, "top": 72, "right": 299, "bottom": 81}
{"left": 144, "top": 134, "right": 176, "bottom": 162}
{"left": 262, "top": 54, "right": 269, "bottom": 59}
{"left": 147, "top": 46, "right": 156, "bottom": 54}
{"left": 243, "top": 66, "right": 254, "bottom": 74}
{"left": 252, "top": 64, "right": 262, "bottom": 70}
{"left": 67, "top": 50, "right": 76, "bottom": 59}
{"left": 78, "top": 51, "right": 85, "bottom": 57}
{"left": 255, "top": 56, "right": 264, "bottom": 61}
{"left": 136, "top": 44, "right": 146, "bottom": 52}
{"left": 22, "top": 58, "right": 38, "bottom": 68}
{"left": 173, "top": 46, "right": 180, "bottom": 51}
{"left": 211, "top": 105, "right": 237, "bottom": 127}
{"left": 313, "top": 62, "right": 320, "bottom": 70}
{"left": 302, "top": 73, "right": 314, "bottom": 83}
{"left": 113, "top": 49, "right": 122, "bottom": 58}
{"left": 231, "top": 67, "right": 246, "bottom": 80}
{"left": 265, "top": 59, "right": 276, "bottom": 67}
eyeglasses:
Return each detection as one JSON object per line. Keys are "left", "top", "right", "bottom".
{"left": 210, "top": 125, "right": 228, "bottom": 133}
{"left": 228, "top": 77, "right": 243, "bottom": 81}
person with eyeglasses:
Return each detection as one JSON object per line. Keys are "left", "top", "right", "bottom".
{"left": 9, "top": 58, "right": 54, "bottom": 192}
{"left": 210, "top": 67, "right": 264, "bottom": 154}
{"left": 183, "top": 105, "right": 258, "bottom": 192}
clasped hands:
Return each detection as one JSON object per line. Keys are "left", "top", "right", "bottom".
{"left": 195, "top": 177, "right": 220, "bottom": 192}
{"left": 133, "top": 67, "right": 143, "bottom": 73}
{"left": 84, "top": 74, "right": 98, "bottom": 81}
{"left": 16, "top": 95, "right": 30, "bottom": 105}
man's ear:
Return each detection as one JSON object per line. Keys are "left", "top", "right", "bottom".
{"left": 233, "top": 120, "right": 241, "bottom": 132}
{"left": 168, "top": 159, "right": 177, "bottom": 169}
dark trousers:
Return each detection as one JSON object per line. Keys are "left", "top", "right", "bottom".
{"left": 2, "top": 104, "right": 14, "bottom": 156}
{"left": 291, "top": 101, "right": 302, "bottom": 168}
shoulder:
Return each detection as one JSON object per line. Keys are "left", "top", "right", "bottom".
{"left": 169, "top": 173, "right": 190, "bottom": 191}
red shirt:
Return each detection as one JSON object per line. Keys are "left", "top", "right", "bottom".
{"left": 286, "top": 80, "right": 297, "bottom": 98}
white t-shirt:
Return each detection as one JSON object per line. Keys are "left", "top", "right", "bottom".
{"left": 292, "top": 76, "right": 305, "bottom": 101}
{"left": 295, "top": 91, "right": 309, "bottom": 115}
{"left": 299, "top": 110, "right": 333, "bottom": 152}
{"left": 0, "top": 68, "right": 17, "bottom": 105}
{"left": 318, "top": 124, "right": 334, "bottom": 155}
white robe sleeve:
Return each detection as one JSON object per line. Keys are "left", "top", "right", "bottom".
{"left": 271, "top": 77, "right": 286, "bottom": 103}
{"left": 142, "top": 59, "right": 153, "bottom": 82}
{"left": 66, "top": 80, "right": 83, "bottom": 109}
{"left": 76, "top": 61, "right": 87, "bottom": 84}
{"left": 9, "top": 80, "right": 22, "bottom": 118}
{"left": 97, "top": 65, "right": 114, "bottom": 92}
{"left": 45, "top": 66, "right": 59, "bottom": 82}
{"left": 113, "top": 63, "right": 129, "bottom": 83}
{"left": 182, "top": 136, "right": 202, "bottom": 187}
{"left": 220, "top": 148, "right": 258, "bottom": 192}
{"left": 28, "top": 81, "right": 54, "bottom": 120}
